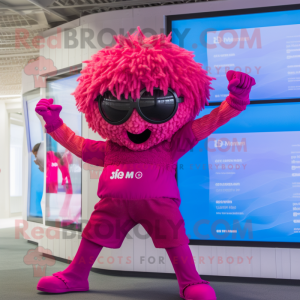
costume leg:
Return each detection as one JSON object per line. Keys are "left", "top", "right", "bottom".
{"left": 166, "top": 245, "right": 216, "bottom": 300}
{"left": 130, "top": 198, "right": 216, "bottom": 299}
{"left": 37, "top": 238, "right": 103, "bottom": 293}
{"left": 37, "top": 197, "right": 135, "bottom": 294}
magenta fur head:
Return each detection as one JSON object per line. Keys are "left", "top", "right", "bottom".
{"left": 73, "top": 27, "right": 213, "bottom": 151}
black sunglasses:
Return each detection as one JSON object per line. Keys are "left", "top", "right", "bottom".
{"left": 96, "top": 88, "right": 184, "bottom": 125}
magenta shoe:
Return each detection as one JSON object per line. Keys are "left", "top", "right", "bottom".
{"left": 182, "top": 282, "right": 217, "bottom": 300}
{"left": 37, "top": 272, "right": 89, "bottom": 293}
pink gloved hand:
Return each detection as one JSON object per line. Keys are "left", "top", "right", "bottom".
{"left": 226, "top": 70, "right": 256, "bottom": 111}
{"left": 35, "top": 98, "right": 63, "bottom": 133}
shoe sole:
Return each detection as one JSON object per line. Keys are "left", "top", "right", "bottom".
{"left": 182, "top": 297, "right": 217, "bottom": 300}
{"left": 37, "top": 287, "right": 89, "bottom": 294}
{"left": 183, "top": 298, "right": 217, "bottom": 300}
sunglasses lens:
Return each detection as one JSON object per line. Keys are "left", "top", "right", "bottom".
{"left": 100, "top": 91, "right": 130, "bottom": 123}
{"left": 140, "top": 89, "right": 176, "bottom": 122}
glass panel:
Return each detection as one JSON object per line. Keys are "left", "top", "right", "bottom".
{"left": 24, "top": 89, "right": 44, "bottom": 223}
{"left": 45, "top": 73, "right": 82, "bottom": 231}
{"left": 10, "top": 124, "right": 24, "bottom": 197}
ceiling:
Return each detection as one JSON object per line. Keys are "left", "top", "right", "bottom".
{"left": 0, "top": 0, "right": 215, "bottom": 97}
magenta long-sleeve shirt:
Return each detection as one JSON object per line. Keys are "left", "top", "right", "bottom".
{"left": 82, "top": 120, "right": 197, "bottom": 200}
{"left": 49, "top": 100, "right": 242, "bottom": 200}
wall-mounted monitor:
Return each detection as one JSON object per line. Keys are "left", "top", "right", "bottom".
{"left": 167, "top": 4, "right": 300, "bottom": 103}
{"left": 23, "top": 89, "right": 44, "bottom": 223}
{"left": 166, "top": 4, "right": 300, "bottom": 247}
{"left": 45, "top": 71, "right": 82, "bottom": 231}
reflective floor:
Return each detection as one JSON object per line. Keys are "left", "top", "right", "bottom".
{"left": 0, "top": 217, "right": 22, "bottom": 229}
{"left": 0, "top": 227, "right": 299, "bottom": 300}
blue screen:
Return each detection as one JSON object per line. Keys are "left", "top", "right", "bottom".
{"left": 171, "top": 9, "right": 300, "bottom": 243}
{"left": 29, "top": 153, "right": 44, "bottom": 218}
{"left": 178, "top": 102, "right": 300, "bottom": 243}
{"left": 171, "top": 9, "right": 300, "bottom": 102}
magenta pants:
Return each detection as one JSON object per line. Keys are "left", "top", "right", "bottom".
{"left": 82, "top": 197, "right": 189, "bottom": 249}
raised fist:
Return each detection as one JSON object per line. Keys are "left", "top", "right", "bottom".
{"left": 226, "top": 71, "right": 256, "bottom": 111}
{"left": 35, "top": 98, "right": 63, "bottom": 133}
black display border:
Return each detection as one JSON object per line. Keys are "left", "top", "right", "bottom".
{"left": 167, "top": 4, "right": 300, "bottom": 248}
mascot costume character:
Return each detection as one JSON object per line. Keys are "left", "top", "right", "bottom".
{"left": 35, "top": 27, "right": 255, "bottom": 300}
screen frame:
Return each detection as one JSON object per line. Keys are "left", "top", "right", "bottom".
{"left": 44, "top": 68, "right": 83, "bottom": 232}
{"left": 167, "top": 4, "right": 300, "bottom": 247}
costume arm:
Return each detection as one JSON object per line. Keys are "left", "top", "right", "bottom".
{"left": 169, "top": 97, "right": 244, "bottom": 163}
{"left": 192, "top": 70, "right": 256, "bottom": 141}
{"left": 191, "top": 98, "right": 241, "bottom": 142}
{"left": 170, "top": 71, "right": 255, "bottom": 163}
{"left": 49, "top": 124, "right": 106, "bottom": 167}
{"left": 49, "top": 123, "right": 84, "bottom": 158}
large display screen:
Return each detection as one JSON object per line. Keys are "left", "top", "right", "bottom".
{"left": 169, "top": 5, "right": 300, "bottom": 102}
{"left": 167, "top": 5, "right": 300, "bottom": 246}
{"left": 23, "top": 89, "right": 44, "bottom": 223}
{"left": 178, "top": 102, "right": 300, "bottom": 245}
{"left": 45, "top": 72, "right": 82, "bottom": 231}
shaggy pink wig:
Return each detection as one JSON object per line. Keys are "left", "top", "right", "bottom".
{"left": 73, "top": 27, "right": 213, "bottom": 151}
